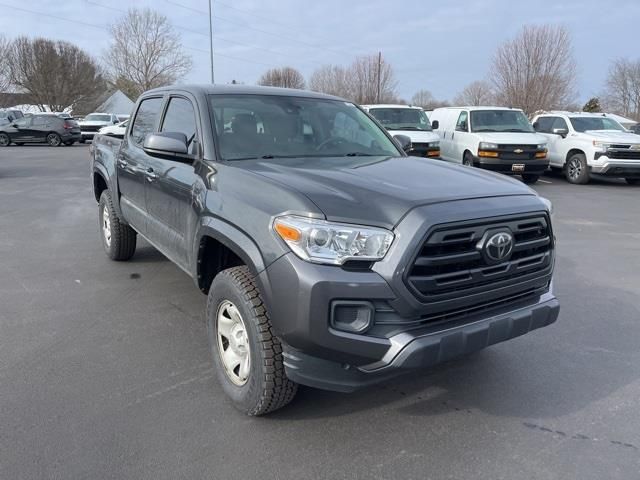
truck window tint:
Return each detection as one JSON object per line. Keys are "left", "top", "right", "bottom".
{"left": 455, "top": 111, "right": 468, "bottom": 131}
{"left": 534, "top": 117, "right": 555, "bottom": 133}
{"left": 161, "top": 97, "right": 198, "bottom": 155}
{"left": 551, "top": 117, "right": 568, "bottom": 131}
{"left": 131, "top": 97, "right": 164, "bottom": 145}
{"left": 210, "top": 94, "right": 400, "bottom": 161}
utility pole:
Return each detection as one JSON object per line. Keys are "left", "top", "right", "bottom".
{"left": 208, "top": 0, "right": 215, "bottom": 84}
{"left": 376, "top": 51, "right": 381, "bottom": 103}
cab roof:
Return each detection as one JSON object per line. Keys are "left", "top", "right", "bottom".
{"left": 144, "top": 84, "right": 345, "bottom": 102}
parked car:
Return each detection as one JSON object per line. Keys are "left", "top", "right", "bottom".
{"left": 78, "top": 113, "right": 120, "bottom": 143}
{"left": 629, "top": 123, "right": 640, "bottom": 135}
{"left": 91, "top": 85, "right": 558, "bottom": 415}
{"left": 99, "top": 119, "right": 128, "bottom": 137}
{"left": 532, "top": 112, "right": 640, "bottom": 185}
{"left": 0, "top": 114, "right": 80, "bottom": 146}
{"left": 361, "top": 104, "right": 440, "bottom": 157}
{"left": 430, "top": 107, "right": 549, "bottom": 184}
{"left": 0, "top": 109, "right": 24, "bottom": 126}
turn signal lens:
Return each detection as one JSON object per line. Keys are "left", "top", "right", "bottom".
{"left": 274, "top": 222, "right": 301, "bottom": 242}
{"left": 535, "top": 151, "right": 547, "bottom": 158}
{"left": 478, "top": 150, "right": 499, "bottom": 158}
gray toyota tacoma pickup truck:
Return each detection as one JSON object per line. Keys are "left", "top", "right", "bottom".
{"left": 91, "top": 85, "right": 559, "bottom": 415}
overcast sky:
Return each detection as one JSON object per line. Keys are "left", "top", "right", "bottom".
{"left": 1, "top": 0, "right": 639, "bottom": 103}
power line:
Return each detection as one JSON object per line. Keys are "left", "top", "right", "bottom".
{"left": 163, "top": 0, "right": 353, "bottom": 60}
{"left": 0, "top": 2, "right": 108, "bottom": 31}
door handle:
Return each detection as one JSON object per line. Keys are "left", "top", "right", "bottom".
{"left": 145, "top": 168, "right": 158, "bottom": 181}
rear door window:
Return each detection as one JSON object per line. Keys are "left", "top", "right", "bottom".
{"left": 130, "top": 97, "right": 164, "bottom": 146}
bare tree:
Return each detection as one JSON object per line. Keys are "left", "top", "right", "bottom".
{"left": 490, "top": 25, "right": 576, "bottom": 114}
{"left": 454, "top": 80, "right": 494, "bottom": 106}
{"left": 7, "top": 37, "right": 104, "bottom": 111}
{"left": 309, "top": 64, "right": 354, "bottom": 99}
{"left": 603, "top": 58, "right": 640, "bottom": 121}
{"left": 257, "top": 66, "right": 305, "bottom": 89}
{"left": 104, "top": 8, "right": 192, "bottom": 99}
{"left": 410, "top": 89, "right": 450, "bottom": 110}
{"left": 0, "top": 35, "right": 12, "bottom": 92}
{"left": 411, "top": 89, "right": 434, "bottom": 108}
{"left": 350, "top": 54, "right": 397, "bottom": 104}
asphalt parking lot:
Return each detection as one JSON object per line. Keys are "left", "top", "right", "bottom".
{"left": 1, "top": 145, "right": 639, "bottom": 480}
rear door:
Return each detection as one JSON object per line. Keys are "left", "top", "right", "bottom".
{"left": 31, "top": 116, "right": 50, "bottom": 142}
{"left": 144, "top": 94, "right": 202, "bottom": 269}
{"left": 117, "top": 96, "right": 165, "bottom": 234}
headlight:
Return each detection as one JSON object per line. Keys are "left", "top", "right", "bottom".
{"left": 273, "top": 215, "right": 394, "bottom": 265}
{"left": 428, "top": 141, "right": 440, "bottom": 148}
{"left": 537, "top": 144, "right": 547, "bottom": 150}
{"left": 479, "top": 142, "right": 498, "bottom": 150}
{"left": 593, "top": 140, "right": 611, "bottom": 151}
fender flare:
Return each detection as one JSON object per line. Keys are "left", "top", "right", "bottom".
{"left": 194, "top": 216, "right": 269, "bottom": 289}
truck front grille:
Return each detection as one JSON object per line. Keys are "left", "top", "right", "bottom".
{"left": 406, "top": 214, "right": 553, "bottom": 307}
{"left": 496, "top": 144, "right": 539, "bottom": 160}
{"left": 607, "top": 148, "right": 640, "bottom": 160}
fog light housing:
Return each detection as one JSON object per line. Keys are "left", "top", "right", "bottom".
{"left": 330, "top": 301, "right": 374, "bottom": 333}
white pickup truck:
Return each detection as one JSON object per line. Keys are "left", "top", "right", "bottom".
{"left": 78, "top": 113, "right": 120, "bottom": 143}
{"left": 532, "top": 111, "right": 640, "bottom": 185}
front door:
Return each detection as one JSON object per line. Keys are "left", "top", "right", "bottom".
{"left": 9, "top": 117, "right": 34, "bottom": 143}
{"left": 452, "top": 110, "right": 470, "bottom": 163}
{"left": 117, "top": 96, "right": 165, "bottom": 234}
{"left": 144, "top": 95, "right": 203, "bottom": 269}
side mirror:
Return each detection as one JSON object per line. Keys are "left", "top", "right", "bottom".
{"left": 431, "top": 120, "right": 439, "bottom": 130}
{"left": 393, "top": 134, "right": 412, "bottom": 153}
{"left": 532, "top": 122, "right": 539, "bottom": 130}
{"left": 143, "top": 132, "right": 189, "bottom": 160}
{"left": 552, "top": 128, "right": 568, "bottom": 138}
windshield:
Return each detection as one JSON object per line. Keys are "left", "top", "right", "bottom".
{"left": 209, "top": 94, "right": 401, "bottom": 161}
{"left": 85, "top": 114, "right": 112, "bottom": 122}
{"left": 470, "top": 110, "right": 534, "bottom": 133}
{"left": 368, "top": 108, "right": 432, "bottom": 131}
{"left": 570, "top": 116, "right": 625, "bottom": 132}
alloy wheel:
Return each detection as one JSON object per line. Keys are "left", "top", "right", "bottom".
{"left": 568, "top": 157, "right": 582, "bottom": 180}
{"left": 0, "top": 134, "right": 9, "bottom": 146}
{"left": 47, "top": 134, "right": 61, "bottom": 146}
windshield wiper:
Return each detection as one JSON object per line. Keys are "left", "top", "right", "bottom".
{"left": 503, "top": 128, "right": 530, "bottom": 133}
{"left": 344, "top": 152, "right": 376, "bottom": 156}
{"left": 472, "top": 128, "right": 498, "bottom": 132}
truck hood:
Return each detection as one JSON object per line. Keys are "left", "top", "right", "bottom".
{"left": 584, "top": 130, "right": 640, "bottom": 144}
{"left": 386, "top": 129, "right": 439, "bottom": 143}
{"left": 473, "top": 132, "right": 548, "bottom": 145}
{"left": 234, "top": 156, "right": 535, "bottom": 228}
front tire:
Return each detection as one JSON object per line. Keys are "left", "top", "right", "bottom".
{"left": 565, "top": 153, "right": 589, "bottom": 184}
{"left": 207, "top": 266, "right": 298, "bottom": 416}
{"left": 522, "top": 174, "right": 540, "bottom": 184}
{"left": 625, "top": 178, "right": 639, "bottom": 185}
{"left": 46, "top": 133, "right": 62, "bottom": 147}
{"left": 0, "top": 133, "right": 10, "bottom": 146}
{"left": 463, "top": 152, "right": 474, "bottom": 167}
{"left": 98, "top": 190, "right": 136, "bottom": 261}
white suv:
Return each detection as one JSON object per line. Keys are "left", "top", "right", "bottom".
{"left": 532, "top": 112, "right": 640, "bottom": 185}
{"left": 361, "top": 104, "right": 440, "bottom": 158}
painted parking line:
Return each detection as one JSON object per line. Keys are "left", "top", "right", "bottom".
{"left": 538, "top": 179, "right": 553, "bottom": 184}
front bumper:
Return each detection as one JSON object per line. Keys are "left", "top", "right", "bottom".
{"left": 81, "top": 131, "right": 98, "bottom": 140}
{"left": 473, "top": 156, "right": 549, "bottom": 175}
{"left": 283, "top": 294, "right": 559, "bottom": 392}
{"left": 590, "top": 157, "right": 640, "bottom": 178}
{"left": 260, "top": 197, "right": 558, "bottom": 392}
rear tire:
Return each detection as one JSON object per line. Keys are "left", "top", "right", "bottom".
{"left": 46, "top": 133, "right": 62, "bottom": 147}
{"left": 0, "top": 133, "right": 9, "bottom": 146}
{"left": 565, "top": 153, "right": 589, "bottom": 184}
{"left": 522, "top": 174, "right": 540, "bottom": 184}
{"left": 626, "top": 178, "right": 639, "bottom": 185}
{"left": 207, "top": 266, "right": 298, "bottom": 416}
{"left": 98, "top": 190, "right": 136, "bottom": 261}
{"left": 463, "top": 152, "right": 474, "bottom": 167}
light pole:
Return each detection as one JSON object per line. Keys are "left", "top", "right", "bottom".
{"left": 208, "top": 0, "right": 214, "bottom": 84}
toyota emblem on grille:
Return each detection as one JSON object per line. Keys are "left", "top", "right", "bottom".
{"left": 485, "top": 232, "right": 513, "bottom": 262}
